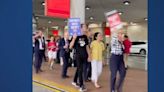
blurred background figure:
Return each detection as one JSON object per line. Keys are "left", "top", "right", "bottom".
{"left": 59, "top": 31, "right": 70, "bottom": 79}
{"left": 32, "top": 33, "right": 36, "bottom": 63}
{"left": 47, "top": 36, "right": 57, "bottom": 70}
{"left": 85, "top": 28, "right": 93, "bottom": 82}
{"left": 56, "top": 36, "right": 61, "bottom": 64}
{"left": 82, "top": 24, "right": 92, "bottom": 82}
{"left": 105, "top": 43, "right": 110, "bottom": 65}
{"left": 33, "top": 30, "right": 46, "bottom": 74}
{"left": 123, "top": 34, "right": 132, "bottom": 69}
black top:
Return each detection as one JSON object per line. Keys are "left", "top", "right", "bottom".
{"left": 59, "top": 38, "right": 70, "bottom": 57}
{"left": 73, "top": 35, "right": 89, "bottom": 57}
{"left": 34, "top": 36, "right": 46, "bottom": 51}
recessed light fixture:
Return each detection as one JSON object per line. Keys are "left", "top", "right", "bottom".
{"left": 42, "top": 2, "right": 45, "bottom": 6}
{"left": 35, "top": 17, "right": 39, "bottom": 20}
{"left": 118, "top": 12, "right": 123, "bottom": 15}
{"left": 123, "top": 1, "right": 130, "bottom": 5}
{"left": 48, "top": 21, "right": 52, "bottom": 24}
{"left": 89, "top": 16, "right": 94, "bottom": 20}
{"left": 85, "top": 6, "right": 90, "bottom": 10}
{"left": 144, "top": 18, "right": 148, "bottom": 21}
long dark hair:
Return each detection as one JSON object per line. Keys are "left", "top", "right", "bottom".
{"left": 49, "top": 35, "right": 55, "bottom": 42}
{"left": 94, "top": 32, "right": 100, "bottom": 40}
{"left": 124, "top": 34, "right": 129, "bottom": 38}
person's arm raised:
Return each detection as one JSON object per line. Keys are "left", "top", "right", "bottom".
{"left": 69, "top": 34, "right": 77, "bottom": 49}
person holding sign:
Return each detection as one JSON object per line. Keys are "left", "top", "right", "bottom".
{"left": 70, "top": 24, "right": 91, "bottom": 92}
{"left": 110, "top": 30, "right": 126, "bottom": 92}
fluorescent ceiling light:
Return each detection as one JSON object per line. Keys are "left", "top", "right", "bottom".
{"left": 42, "top": 2, "right": 45, "bottom": 6}
{"left": 123, "top": 1, "right": 130, "bottom": 5}
{"left": 35, "top": 17, "right": 39, "bottom": 20}
{"left": 85, "top": 6, "right": 90, "bottom": 10}
{"left": 89, "top": 16, "right": 94, "bottom": 20}
{"left": 119, "top": 12, "right": 123, "bottom": 15}
{"left": 48, "top": 21, "right": 52, "bottom": 24}
{"left": 144, "top": 18, "right": 148, "bottom": 21}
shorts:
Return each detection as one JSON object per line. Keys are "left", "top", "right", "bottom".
{"left": 48, "top": 51, "right": 57, "bottom": 59}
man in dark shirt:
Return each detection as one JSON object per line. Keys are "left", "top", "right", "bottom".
{"left": 33, "top": 30, "right": 46, "bottom": 74}
{"left": 85, "top": 30, "right": 93, "bottom": 82}
{"left": 59, "top": 31, "right": 70, "bottom": 79}
{"left": 70, "top": 24, "right": 91, "bottom": 92}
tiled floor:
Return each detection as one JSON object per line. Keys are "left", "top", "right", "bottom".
{"left": 33, "top": 55, "right": 147, "bottom": 92}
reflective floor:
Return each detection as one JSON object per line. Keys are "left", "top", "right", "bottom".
{"left": 33, "top": 84, "right": 53, "bottom": 92}
{"left": 128, "top": 54, "right": 146, "bottom": 70}
{"left": 105, "top": 54, "right": 146, "bottom": 70}
{"left": 33, "top": 55, "right": 147, "bottom": 92}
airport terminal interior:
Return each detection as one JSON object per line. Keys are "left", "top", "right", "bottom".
{"left": 32, "top": 0, "right": 147, "bottom": 92}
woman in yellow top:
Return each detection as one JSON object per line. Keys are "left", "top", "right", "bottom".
{"left": 90, "top": 32, "right": 105, "bottom": 88}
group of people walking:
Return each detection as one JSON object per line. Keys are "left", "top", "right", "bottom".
{"left": 33, "top": 24, "right": 131, "bottom": 92}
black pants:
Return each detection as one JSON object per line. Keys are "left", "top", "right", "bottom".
{"left": 62, "top": 53, "right": 69, "bottom": 77}
{"left": 43, "top": 50, "right": 46, "bottom": 61}
{"left": 73, "top": 55, "right": 87, "bottom": 87}
{"left": 56, "top": 50, "right": 60, "bottom": 63}
{"left": 32, "top": 47, "right": 34, "bottom": 65}
{"left": 83, "top": 61, "right": 91, "bottom": 81}
{"left": 110, "top": 54, "right": 126, "bottom": 92}
{"left": 87, "top": 62, "right": 92, "bottom": 79}
{"left": 34, "top": 50, "right": 44, "bottom": 73}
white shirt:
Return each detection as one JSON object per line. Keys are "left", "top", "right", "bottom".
{"left": 38, "top": 37, "right": 45, "bottom": 50}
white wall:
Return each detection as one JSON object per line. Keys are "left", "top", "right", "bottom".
{"left": 89, "top": 22, "right": 148, "bottom": 43}
{"left": 127, "top": 22, "right": 148, "bottom": 41}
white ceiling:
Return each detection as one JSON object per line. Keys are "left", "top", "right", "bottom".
{"left": 33, "top": 0, "right": 147, "bottom": 28}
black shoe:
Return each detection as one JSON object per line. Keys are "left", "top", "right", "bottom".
{"left": 79, "top": 86, "right": 87, "bottom": 92}
{"left": 35, "top": 70, "right": 39, "bottom": 74}
{"left": 117, "top": 88, "right": 122, "bottom": 92}
{"left": 117, "top": 89, "right": 122, "bottom": 92}
{"left": 39, "top": 69, "right": 43, "bottom": 72}
{"left": 111, "top": 90, "right": 115, "bottom": 92}
{"left": 62, "top": 75, "right": 69, "bottom": 79}
{"left": 85, "top": 79, "right": 91, "bottom": 82}
{"left": 125, "top": 66, "right": 129, "bottom": 70}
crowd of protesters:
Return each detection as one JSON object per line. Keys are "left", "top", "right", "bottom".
{"left": 32, "top": 24, "right": 132, "bottom": 92}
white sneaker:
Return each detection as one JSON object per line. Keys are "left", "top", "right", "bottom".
{"left": 111, "top": 90, "right": 115, "bottom": 92}
{"left": 71, "top": 82, "right": 80, "bottom": 88}
{"left": 72, "top": 82, "right": 76, "bottom": 86}
{"left": 49, "top": 66, "right": 53, "bottom": 70}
